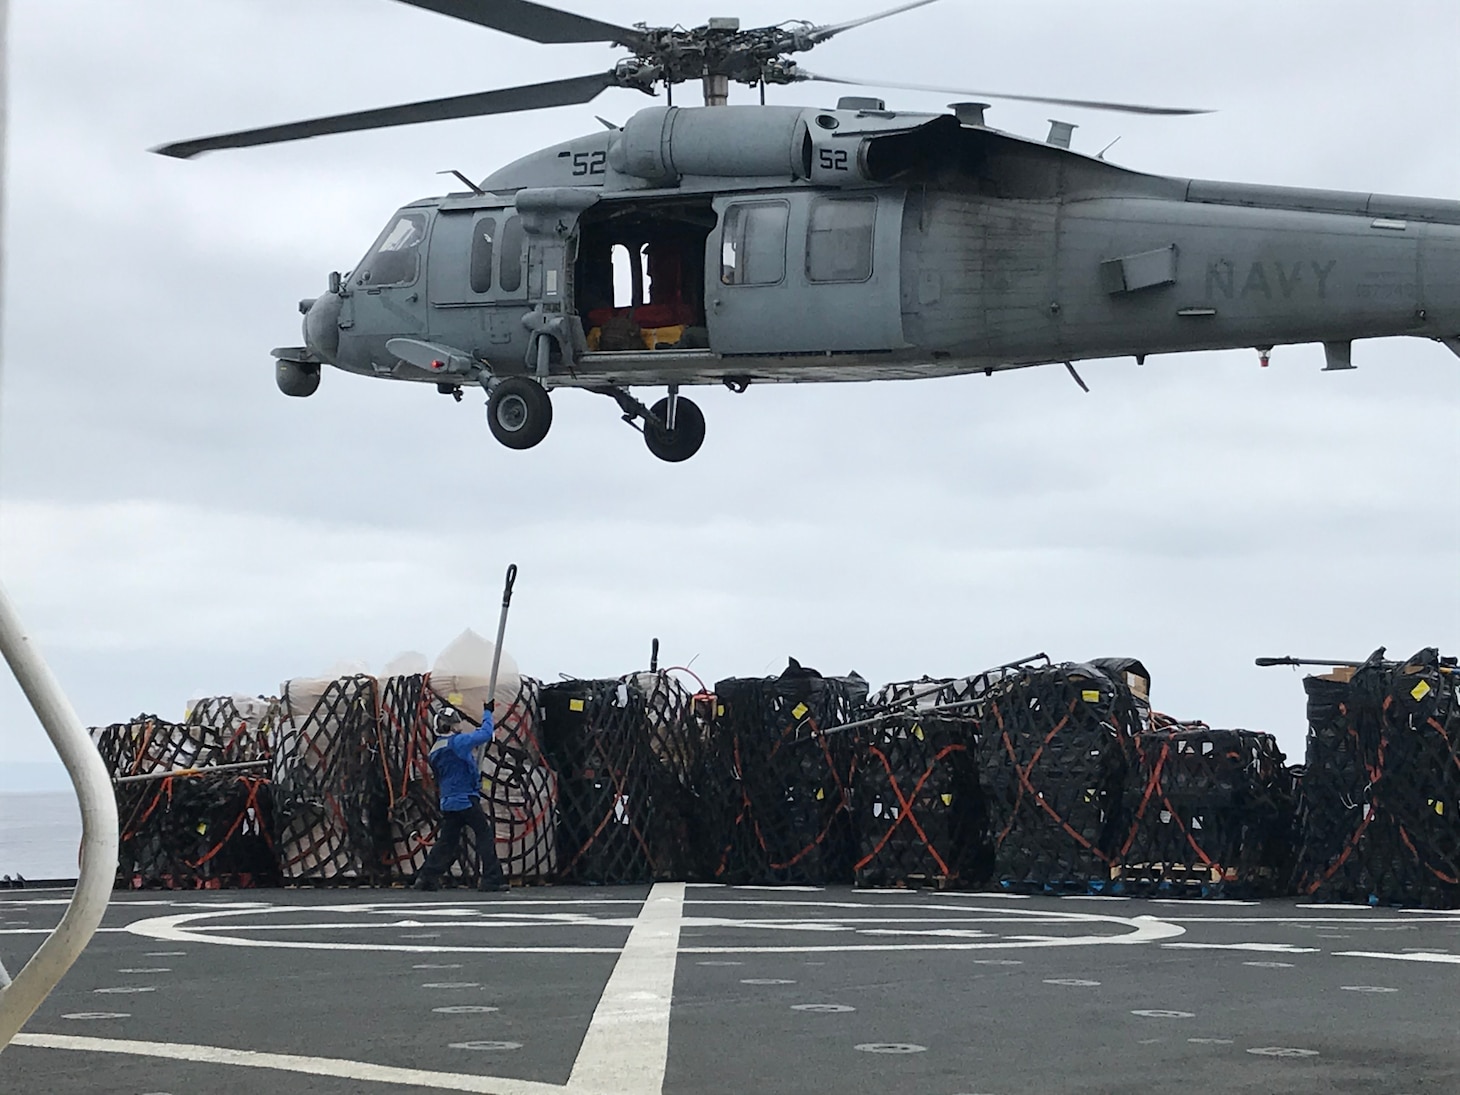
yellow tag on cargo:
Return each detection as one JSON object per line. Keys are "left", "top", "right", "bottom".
{"left": 1082, "top": 690, "right": 1101, "bottom": 703}
{"left": 447, "top": 692, "right": 465, "bottom": 706}
{"left": 792, "top": 703, "right": 809, "bottom": 720}
{"left": 569, "top": 698, "right": 586, "bottom": 712}
{"left": 941, "top": 794, "right": 953, "bottom": 806}
{"left": 1411, "top": 680, "right": 1432, "bottom": 701}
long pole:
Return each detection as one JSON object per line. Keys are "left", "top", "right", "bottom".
{"left": 485, "top": 564, "right": 517, "bottom": 712}
{"left": 0, "top": 0, "right": 119, "bottom": 1050}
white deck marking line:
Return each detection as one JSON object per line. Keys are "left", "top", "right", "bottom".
{"left": 8, "top": 1034, "right": 563, "bottom": 1095}
{"left": 1335, "top": 950, "right": 1460, "bottom": 965}
{"left": 566, "top": 882, "right": 685, "bottom": 1095}
{"left": 1161, "top": 943, "right": 1321, "bottom": 954}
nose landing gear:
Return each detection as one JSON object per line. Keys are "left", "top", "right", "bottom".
{"left": 486, "top": 376, "right": 553, "bottom": 450}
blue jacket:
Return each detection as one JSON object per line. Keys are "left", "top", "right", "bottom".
{"left": 428, "top": 713, "right": 495, "bottom": 812}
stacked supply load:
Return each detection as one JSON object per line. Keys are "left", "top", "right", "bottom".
{"left": 708, "top": 661, "right": 868, "bottom": 885}
{"left": 1115, "top": 719, "right": 1292, "bottom": 897}
{"left": 540, "top": 671, "right": 700, "bottom": 884}
{"left": 851, "top": 677, "right": 988, "bottom": 889}
{"left": 94, "top": 703, "right": 279, "bottom": 889}
{"left": 1295, "top": 649, "right": 1460, "bottom": 907}
{"left": 274, "top": 673, "right": 380, "bottom": 882}
{"left": 429, "top": 631, "right": 556, "bottom": 883}
{"left": 978, "top": 660, "right": 1140, "bottom": 893}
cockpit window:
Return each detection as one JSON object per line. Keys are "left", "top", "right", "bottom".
{"left": 356, "top": 212, "right": 428, "bottom": 287}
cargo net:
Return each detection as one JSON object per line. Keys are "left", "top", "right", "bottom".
{"left": 1115, "top": 723, "right": 1293, "bottom": 897}
{"left": 93, "top": 714, "right": 278, "bottom": 890}
{"left": 978, "top": 661, "right": 1140, "bottom": 893}
{"left": 1295, "top": 648, "right": 1460, "bottom": 907}
{"left": 849, "top": 677, "right": 989, "bottom": 889}
{"left": 540, "top": 673, "right": 702, "bottom": 884}
{"left": 373, "top": 673, "right": 554, "bottom": 885}
{"left": 707, "top": 664, "right": 868, "bottom": 886}
{"left": 274, "top": 675, "right": 379, "bottom": 883}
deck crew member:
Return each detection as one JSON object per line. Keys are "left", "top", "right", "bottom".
{"left": 414, "top": 706, "right": 508, "bottom": 892}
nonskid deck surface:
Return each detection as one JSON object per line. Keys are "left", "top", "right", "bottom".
{"left": 0, "top": 886, "right": 1455, "bottom": 1095}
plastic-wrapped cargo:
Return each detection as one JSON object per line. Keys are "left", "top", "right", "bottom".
{"left": 1115, "top": 725, "right": 1292, "bottom": 897}
{"left": 850, "top": 677, "right": 988, "bottom": 889}
{"left": 185, "top": 695, "right": 279, "bottom": 764}
{"left": 977, "top": 660, "right": 1140, "bottom": 893}
{"left": 273, "top": 674, "right": 380, "bottom": 883}
{"left": 540, "top": 671, "right": 700, "bottom": 884}
{"left": 707, "top": 661, "right": 868, "bottom": 886}
{"left": 1295, "top": 648, "right": 1459, "bottom": 907}
{"left": 93, "top": 714, "right": 278, "bottom": 890}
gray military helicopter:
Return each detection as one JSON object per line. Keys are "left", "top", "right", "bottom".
{"left": 158, "top": 0, "right": 1460, "bottom": 462}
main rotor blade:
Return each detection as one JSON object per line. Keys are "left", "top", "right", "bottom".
{"left": 799, "top": 72, "right": 1211, "bottom": 116}
{"left": 153, "top": 72, "right": 622, "bottom": 159}
{"left": 393, "top": 0, "right": 647, "bottom": 48}
{"left": 803, "top": 0, "right": 944, "bottom": 46}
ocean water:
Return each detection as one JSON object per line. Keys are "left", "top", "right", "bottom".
{"left": 0, "top": 791, "right": 83, "bottom": 880}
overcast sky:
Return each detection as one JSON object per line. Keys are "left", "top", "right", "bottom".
{"left": 2, "top": 0, "right": 1457, "bottom": 789}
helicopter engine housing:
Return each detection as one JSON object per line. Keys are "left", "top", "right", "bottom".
{"left": 609, "top": 105, "right": 810, "bottom": 185}
{"left": 276, "top": 360, "right": 321, "bottom": 398}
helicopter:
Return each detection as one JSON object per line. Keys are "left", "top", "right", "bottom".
{"left": 157, "top": 0, "right": 1460, "bottom": 463}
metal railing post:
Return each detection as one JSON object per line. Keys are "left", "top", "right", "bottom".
{"left": 0, "top": 0, "right": 120, "bottom": 1053}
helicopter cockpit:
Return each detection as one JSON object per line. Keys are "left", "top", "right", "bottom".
{"left": 355, "top": 211, "right": 428, "bottom": 288}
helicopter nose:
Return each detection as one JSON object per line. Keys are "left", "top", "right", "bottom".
{"left": 302, "top": 291, "right": 342, "bottom": 362}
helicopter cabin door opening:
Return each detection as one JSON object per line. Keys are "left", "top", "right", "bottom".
{"left": 426, "top": 203, "right": 530, "bottom": 361}
{"left": 575, "top": 200, "right": 715, "bottom": 354}
{"left": 340, "top": 207, "right": 433, "bottom": 371}
{"left": 708, "top": 191, "right": 906, "bottom": 355}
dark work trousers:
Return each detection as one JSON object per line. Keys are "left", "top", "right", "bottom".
{"left": 420, "top": 801, "right": 506, "bottom": 885}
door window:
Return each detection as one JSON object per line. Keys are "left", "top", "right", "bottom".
{"left": 469, "top": 216, "right": 496, "bottom": 294}
{"left": 807, "top": 196, "right": 876, "bottom": 283}
{"left": 498, "top": 216, "right": 525, "bottom": 294}
{"left": 721, "top": 201, "right": 789, "bottom": 286}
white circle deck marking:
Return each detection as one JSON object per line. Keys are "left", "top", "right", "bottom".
{"left": 792, "top": 1004, "right": 855, "bottom": 1013}
{"left": 61, "top": 1012, "right": 130, "bottom": 1020}
{"left": 741, "top": 978, "right": 796, "bottom": 985}
{"left": 145, "top": 952, "right": 186, "bottom": 957}
{"left": 117, "top": 968, "right": 170, "bottom": 974}
{"left": 449, "top": 1040, "right": 522, "bottom": 1051}
{"left": 1248, "top": 1047, "right": 1319, "bottom": 1057}
{"left": 433, "top": 1005, "right": 500, "bottom": 1014}
{"left": 1188, "top": 1038, "right": 1235, "bottom": 1045}
{"left": 1044, "top": 978, "right": 1100, "bottom": 987}
{"left": 123, "top": 898, "right": 1184, "bottom": 956}
{"left": 971, "top": 959, "right": 1023, "bottom": 966}
{"left": 855, "top": 1043, "right": 926, "bottom": 1054}
{"left": 1243, "top": 961, "right": 1295, "bottom": 969}
{"left": 1341, "top": 985, "right": 1398, "bottom": 993}
{"left": 422, "top": 982, "right": 481, "bottom": 989}
{"left": 1131, "top": 1010, "right": 1193, "bottom": 1019}
{"left": 94, "top": 987, "right": 155, "bottom": 995}
{"left": 401, "top": 933, "right": 442, "bottom": 939}
{"left": 696, "top": 960, "right": 743, "bottom": 966}
{"left": 412, "top": 963, "right": 463, "bottom": 969}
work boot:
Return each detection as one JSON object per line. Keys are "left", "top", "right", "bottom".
{"left": 412, "top": 875, "right": 440, "bottom": 892}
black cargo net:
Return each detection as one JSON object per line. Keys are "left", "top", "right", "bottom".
{"left": 274, "top": 676, "right": 379, "bottom": 883}
{"left": 708, "top": 667, "right": 867, "bottom": 886}
{"left": 1295, "top": 649, "right": 1460, "bottom": 907}
{"left": 540, "top": 673, "right": 701, "bottom": 884}
{"left": 1116, "top": 725, "right": 1292, "bottom": 897}
{"left": 978, "top": 663, "right": 1139, "bottom": 893}
{"left": 94, "top": 714, "right": 278, "bottom": 889}
{"left": 479, "top": 677, "right": 558, "bottom": 882}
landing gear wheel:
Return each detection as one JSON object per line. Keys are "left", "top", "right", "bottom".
{"left": 644, "top": 396, "right": 705, "bottom": 463}
{"left": 487, "top": 377, "right": 553, "bottom": 450}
